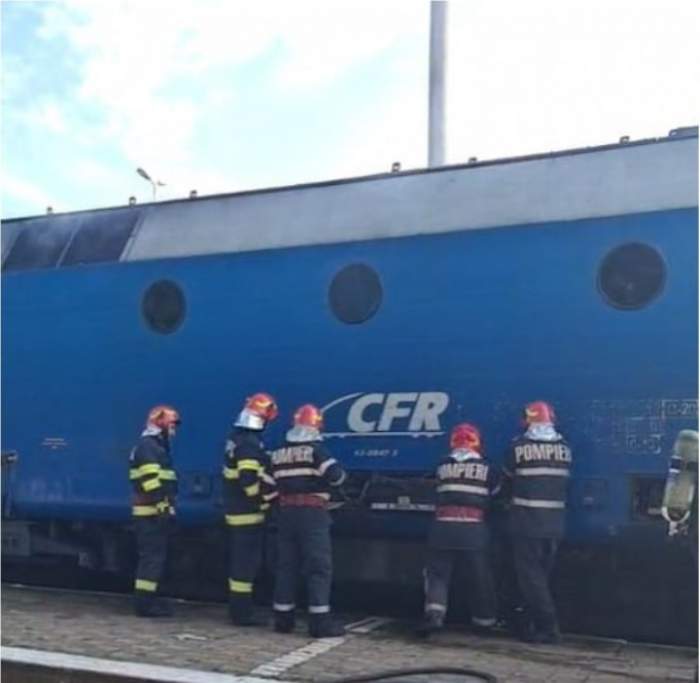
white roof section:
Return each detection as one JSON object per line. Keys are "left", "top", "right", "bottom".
{"left": 123, "top": 136, "right": 698, "bottom": 262}
{"left": 2, "top": 134, "right": 697, "bottom": 268}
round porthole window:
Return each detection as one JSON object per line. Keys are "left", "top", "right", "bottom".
{"left": 142, "top": 280, "right": 186, "bottom": 333}
{"left": 598, "top": 243, "right": 665, "bottom": 310}
{"left": 329, "top": 264, "right": 382, "bottom": 324}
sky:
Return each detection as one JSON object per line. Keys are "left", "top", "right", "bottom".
{"left": 1, "top": 0, "right": 699, "bottom": 218}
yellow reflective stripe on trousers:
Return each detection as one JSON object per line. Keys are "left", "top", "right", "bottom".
{"left": 129, "top": 463, "right": 162, "bottom": 479}
{"left": 159, "top": 469, "right": 177, "bottom": 481}
{"left": 229, "top": 579, "right": 253, "bottom": 593}
{"left": 244, "top": 482, "right": 261, "bottom": 497}
{"left": 135, "top": 579, "right": 158, "bottom": 592}
{"left": 142, "top": 477, "right": 162, "bottom": 492}
{"left": 132, "top": 505, "right": 160, "bottom": 516}
{"left": 223, "top": 466, "right": 239, "bottom": 480}
{"left": 225, "top": 513, "right": 264, "bottom": 526}
{"left": 237, "top": 459, "right": 262, "bottom": 473}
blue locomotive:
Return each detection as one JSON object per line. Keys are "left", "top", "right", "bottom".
{"left": 2, "top": 128, "right": 698, "bottom": 642}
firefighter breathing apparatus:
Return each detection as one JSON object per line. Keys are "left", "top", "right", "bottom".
{"left": 661, "top": 430, "right": 698, "bottom": 536}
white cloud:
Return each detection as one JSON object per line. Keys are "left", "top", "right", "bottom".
{"left": 72, "top": 158, "right": 124, "bottom": 186}
{"left": 1, "top": 55, "right": 31, "bottom": 105}
{"left": 444, "top": 0, "right": 700, "bottom": 162}
{"left": 271, "top": 3, "right": 425, "bottom": 89}
{"left": 26, "top": 101, "right": 68, "bottom": 134}
{"left": 6, "top": 0, "right": 697, "bottom": 218}
{"left": 2, "top": 173, "right": 53, "bottom": 211}
{"left": 330, "top": 0, "right": 700, "bottom": 175}
{"left": 34, "top": 0, "right": 425, "bottom": 175}
{"left": 330, "top": 83, "right": 426, "bottom": 178}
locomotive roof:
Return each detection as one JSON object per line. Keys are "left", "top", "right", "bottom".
{"left": 2, "top": 129, "right": 698, "bottom": 270}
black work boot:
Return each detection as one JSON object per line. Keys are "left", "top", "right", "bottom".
{"left": 523, "top": 614, "right": 561, "bottom": 644}
{"left": 534, "top": 624, "right": 562, "bottom": 645}
{"left": 416, "top": 610, "right": 444, "bottom": 639}
{"left": 152, "top": 597, "right": 173, "bottom": 617}
{"left": 134, "top": 594, "right": 171, "bottom": 618}
{"left": 229, "top": 596, "right": 265, "bottom": 626}
{"left": 510, "top": 606, "right": 535, "bottom": 642}
{"left": 308, "top": 613, "right": 345, "bottom": 638}
{"left": 273, "top": 610, "right": 296, "bottom": 634}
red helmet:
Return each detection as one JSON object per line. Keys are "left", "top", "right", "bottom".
{"left": 235, "top": 392, "right": 278, "bottom": 430}
{"left": 244, "top": 392, "right": 278, "bottom": 421}
{"left": 450, "top": 423, "right": 481, "bottom": 452}
{"left": 293, "top": 404, "right": 324, "bottom": 430}
{"left": 147, "top": 405, "right": 181, "bottom": 431}
{"left": 524, "top": 401, "right": 556, "bottom": 425}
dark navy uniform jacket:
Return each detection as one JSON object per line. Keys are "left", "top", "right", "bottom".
{"left": 502, "top": 436, "right": 573, "bottom": 539}
{"left": 269, "top": 441, "right": 345, "bottom": 499}
{"left": 129, "top": 429, "right": 177, "bottom": 517}
{"left": 428, "top": 450, "right": 498, "bottom": 550}
{"left": 223, "top": 428, "right": 276, "bottom": 527}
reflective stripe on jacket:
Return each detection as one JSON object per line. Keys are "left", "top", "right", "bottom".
{"left": 223, "top": 428, "right": 273, "bottom": 526}
{"left": 129, "top": 432, "right": 176, "bottom": 517}
{"left": 502, "top": 436, "right": 572, "bottom": 538}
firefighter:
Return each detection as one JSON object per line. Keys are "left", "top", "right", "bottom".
{"left": 502, "top": 401, "right": 572, "bottom": 644}
{"left": 419, "top": 423, "right": 498, "bottom": 637}
{"left": 223, "top": 392, "right": 278, "bottom": 626}
{"left": 129, "top": 405, "right": 180, "bottom": 617}
{"left": 269, "top": 404, "right": 347, "bottom": 638}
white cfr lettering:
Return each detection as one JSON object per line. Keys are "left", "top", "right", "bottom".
{"left": 377, "top": 393, "right": 418, "bottom": 431}
{"left": 409, "top": 392, "right": 450, "bottom": 431}
{"left": 347, "top": 392, "right": 449, "bottom": 434}
{"left": 348, "top": 393, "right": 385, "bottom": 432}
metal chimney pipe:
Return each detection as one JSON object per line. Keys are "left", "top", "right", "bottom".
{"left": 428, "top": 0, "right": 447, "bottom": 167}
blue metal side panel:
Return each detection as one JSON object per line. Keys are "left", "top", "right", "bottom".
{"left": 2, "top": 208, "right": 697, "bottom": 541}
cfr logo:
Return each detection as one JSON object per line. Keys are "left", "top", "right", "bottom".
{"left": 321, "top": 392, "right": 449, "bottom": 438}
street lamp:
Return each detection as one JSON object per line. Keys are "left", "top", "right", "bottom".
{"left": 136, "top": 167, "right": 166, "bottom": 201}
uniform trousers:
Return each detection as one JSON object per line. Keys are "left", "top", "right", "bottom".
{"left": 424, "top": 546, "right": 497, "bottom": 625}
{"left": 134, "top": 516, "right": 170, "bottom": 593}
{"left": 512, "top": 537, "right": 559, "bottom": 631}
{"left": 228, "top": 526, "right": 264, "bottom": 597}
{"left": 274, "top": 507, "right": 332, "bottom": 613}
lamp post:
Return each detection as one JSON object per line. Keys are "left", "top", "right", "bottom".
{"left": 428, "top": 0, "right": 448, "bottom": 167}
{"left": 136, "top": 167, "right": 166, "bottom": 201}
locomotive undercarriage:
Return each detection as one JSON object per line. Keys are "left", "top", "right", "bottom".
{"left": 2, "top": 508, "right": 696, "bottom": 646}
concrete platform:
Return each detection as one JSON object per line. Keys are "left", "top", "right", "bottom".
{"left": 1, "top": 584, "right": 697, "bottom": 682}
